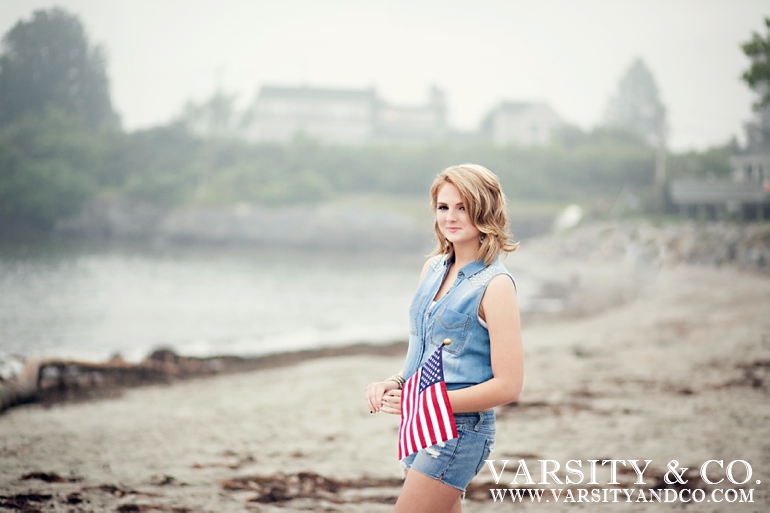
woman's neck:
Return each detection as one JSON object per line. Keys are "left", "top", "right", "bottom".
{"left": 452, "top": 241, "right": 480, "bottom": 269}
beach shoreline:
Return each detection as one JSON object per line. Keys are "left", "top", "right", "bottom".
{"left": 1, "top": 232, "right": 769, "bottom": 511}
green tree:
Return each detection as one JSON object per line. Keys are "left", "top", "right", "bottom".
{"left": 116, "top": 122, "right": 203, "bottom": 204}
{"left": 741, "top": 17, "right": 770, "bottom": 107}
{"left": 0, "top": 110, "right": 104, "bottom": 231}
{"left": 0, "top": 7, "right": 118, "bottom": 130}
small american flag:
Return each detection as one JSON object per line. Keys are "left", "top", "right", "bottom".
{"left": 398, "top": 342, "right": 458, "bottom": 460}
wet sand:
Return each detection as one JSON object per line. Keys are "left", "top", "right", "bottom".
{"left": 1, "top": 244, "right": 769, "bottom": 512}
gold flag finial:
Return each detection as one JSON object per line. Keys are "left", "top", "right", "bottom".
{"left": 443, "top": 338, "right": 451, "bottom": 346}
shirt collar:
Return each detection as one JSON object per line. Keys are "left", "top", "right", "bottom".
{"left": 442, "top": 255, "right": 488, "bottom": 277}
{"left": 459, "top": 258, "right": 487, "bottom": 277}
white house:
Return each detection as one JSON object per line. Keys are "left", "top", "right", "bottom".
{"left": 670, "top": 105, "right": 770, "bottom": 220}
{"left": 374, "top": 86, "right": 447, "bottom": 143}
{"left": 481, "top": 101, "right": 563, "bottom": 146}
{"left": 248, "top": 86, "right": 377, "bottom": 144}
{"left": 247, "top": 85, "right": 448, "bottom": 144}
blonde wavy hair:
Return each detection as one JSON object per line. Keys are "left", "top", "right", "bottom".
{"left": 430, "top": 164, "right": 519, "bottom": 265}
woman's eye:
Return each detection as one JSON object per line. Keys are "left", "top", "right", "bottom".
{"left": 437, "top": 205, "right": 448, "bottom": 211}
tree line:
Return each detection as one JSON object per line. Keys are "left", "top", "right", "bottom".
{"left": 0, "top": 8, "right": 740, "bottom": 235}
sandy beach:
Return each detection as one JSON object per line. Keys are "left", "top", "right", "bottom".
{"left": 1, "top": 229, "right": 769, "bottom": 512}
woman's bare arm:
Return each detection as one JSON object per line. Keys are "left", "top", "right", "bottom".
{"left": 447, "top": 274, "right": 523, "bottom": 413}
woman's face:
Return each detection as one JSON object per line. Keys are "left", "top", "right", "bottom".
{"left": 435, "top": 182, "right": 480, "bottom": 248}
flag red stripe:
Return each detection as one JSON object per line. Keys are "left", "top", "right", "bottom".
{"left": 399, "top": 369, "right": 418, "bottom": 459}
{"left": 410, "top": 369, "right": 421, "bottom": 455}
{"left": 402, "top": 372, "right": 413, "bottom": 458}
{"left": 405, "top": 368, "right": 420, "bottom": 457}
{"left": 400, "top": 368, "right": 415, "bottom": 460}
{"left": 411, "top": 375, "right": 425, "bottom": 452}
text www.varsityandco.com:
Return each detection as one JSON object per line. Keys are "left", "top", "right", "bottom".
{"left": 484, "top": 459, "right": 762, "bottom": 504}
{"left": 489, "top": 487, "right": 755, "bottom": 504}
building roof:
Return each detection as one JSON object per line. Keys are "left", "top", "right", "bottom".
{"left": 670, "top": 179, "right": 768, "bottom": 205}
{"left": 258, "top": 85, "right": 377, "bottom": 102}
{"left": 495, "top": 101, "right": 538, "bottom": 114}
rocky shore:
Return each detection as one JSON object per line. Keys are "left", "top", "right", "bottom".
{"left": 54, "top": 198, "right": 431, "bottom": 250}
{"left": 531, "top": 219, "right": 770, "bottom": 273}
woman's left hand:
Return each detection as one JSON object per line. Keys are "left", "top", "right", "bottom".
{"left": 379, "top": 389, "right": 402, "bottom": 415}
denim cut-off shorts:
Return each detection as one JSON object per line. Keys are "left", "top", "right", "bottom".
{"left": 400, "top": 410, "right": 495, "bottom": 491}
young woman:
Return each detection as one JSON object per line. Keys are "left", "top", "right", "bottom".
{"left": 365, "top": 164, "right": 524, "bottom": 513}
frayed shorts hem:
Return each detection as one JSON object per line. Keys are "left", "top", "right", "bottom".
{"left": 403, "top": 466, "right": 466, "bottom": 492}
{"left": 399, "top": 411, "right": 495, "bottom": 491}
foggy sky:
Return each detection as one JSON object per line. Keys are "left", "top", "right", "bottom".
{"left": 1, "top": 0, "right": 767, "bottom": 151}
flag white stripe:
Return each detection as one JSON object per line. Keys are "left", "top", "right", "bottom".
{"left": 436, "top": 384, "right": 453, "bottom": 436}
{"left": 418, "top": 386, "right": 432, "bottom": 445}
{"left": 426, "top": 384, "right": 441, "bottom": 444}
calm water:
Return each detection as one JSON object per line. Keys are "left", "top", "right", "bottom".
{"left": 0, "top": 240, "right": 540, "bottom": 363}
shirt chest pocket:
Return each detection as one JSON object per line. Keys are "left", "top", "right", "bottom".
{"left": 429, "top": 306, "right": 471, "bottom": 356}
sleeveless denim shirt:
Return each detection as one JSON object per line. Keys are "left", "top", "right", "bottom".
{"left": 402, "top": 254, "right": 515, "bottom": 391}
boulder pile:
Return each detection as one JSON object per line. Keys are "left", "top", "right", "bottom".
{"left": 532, "top": 220, "right": 770, "bottom": 273}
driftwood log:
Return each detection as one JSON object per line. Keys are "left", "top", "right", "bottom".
{"left": 0, "top": 342, "right": 407, "bottom": 413}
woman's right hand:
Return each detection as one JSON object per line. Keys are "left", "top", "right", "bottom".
{"left": 379, "top": 389, "right": 401, "bottom": 415}
{"left": 365, "top": 380, "right": 399, "bottom": 413}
